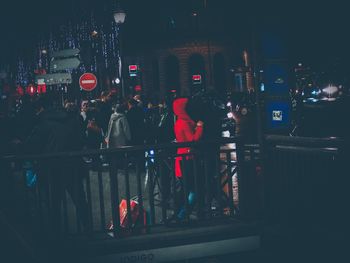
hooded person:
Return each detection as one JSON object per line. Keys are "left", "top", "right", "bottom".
{"left": 173, "top": 97, "right": 204, "bottom": 176}
{"left": 105, "top": 104, "right": 131, "bottom": 148}
{"left": 172, "top": 97, "right": 204, "bottom": 220}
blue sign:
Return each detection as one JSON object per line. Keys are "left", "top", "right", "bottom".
{"left": 261, "top": 31, "right": 287, "bottom": 59}
{"left": 266, "top": 101, "right": 291, "bottom": 130}
{"left": 264, "top": 63, "right": 289, "bottom": 96}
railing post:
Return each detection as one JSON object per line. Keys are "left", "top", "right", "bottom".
{"left": 97, "top": 159, "right": 106, "bottom": 231}
{"left": 193, "top": 154, "right": 201, "bottom": 218}
{"left": 235, "top": 138, "right": 246, "bottom": 218}
{"left": 85, "top": 165, "right": 93, "bottom": 235}
{"left": 181, "top": 158, "right": 190, "bottom": 221}
{"left": 226, "top": 152, "right": 235, "bottom": 216}
{"left": 148, "top": 155, "right": 156, "bottom": 225}
{"left": 124, "top": 153, "right": 132, "bottom": 230}
{"left": 215, "top": 149, "right": 223, "bottom": 217}
{"left": 109, "top": 158, "right": 120, "bottom": 237}
{"left": 135, "top": 154, "right": 145, "bottom": 231}
{"left": 203, "top": 152, "right": 211, "bottom": 218}
{"left": 159, "top": 156, "right": 168, "bottom": 223}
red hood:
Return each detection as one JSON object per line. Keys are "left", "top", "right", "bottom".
{"left": 173, "top": 98, "right": 192, "bottom": 121}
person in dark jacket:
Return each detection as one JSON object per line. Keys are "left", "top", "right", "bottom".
{"left": 24, "top": 97, "right": 90, "bottom": 237}
{"left": 157, "top": 98, "right": 175, "bottom": 143}
{"left": 126, "top": 98, "right": 145, "bottom": 146}
{"left": 85, "top": 105, "right": 103, "bottom": 153}
{"left": 172, "top": 97, "right": 204, "bottom": 221}
{"left": 97, "top": 91, "right": 113, "bottom": 136}
{"left": 126, "top": 98, "right": 146, "bottom": 170}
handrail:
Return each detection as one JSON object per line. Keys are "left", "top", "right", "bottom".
{"left": 1, "top": 137, "right": 241, "bottom": 161}
{"left": 274, "top": 145, "right": 339, "bottom": 154}
{"left": 265, "top": 134, "right": 343, "bottom": 147}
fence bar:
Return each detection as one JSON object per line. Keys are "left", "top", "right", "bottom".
{"left": 193, "top": 155, "right": 201, "bottom": 219}
{"left": 181, "top": 159, "right": 190, "bottom": 221}
{"left": 203, "top": 153, "right": 211, "bottom": 218}
{"left": 148, "top": 157, "right": 156, "bottom": 225}
{"left": 97, "top": 161, "right": 106, "bottom": 231}
{"left": 109, "top": 159, "right": 120, "bottom": 238}
{"left": 124, "top": 153, "right": 132, "bottom": 229}
{"left": 235, "top": 139, "right": 245, "bottom": 218}
{"left": 215, "top": 150, "right": 223, "bottom": 217}
{"left": 226, "top": 152, "right": 235, "bottom": 216}
{"left": 74, "top": 163, "right": 82, "bottom": 234}
{"left": 35, "top": 162, "right": 47, "bottom": 233}
{"left": 62, "top": 187, "right": 69, "bottom": 234}
{"left": 85, "top": 168, "right": 93, "bottom": 234}
{"left": 159, "top": 157, "right": 167, "bottom": 223}
{"left": 135, "top": 158, "right": 145, "bottom": 231}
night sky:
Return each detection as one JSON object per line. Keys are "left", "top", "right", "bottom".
{"left": 0, "top": 0, "right": 349, "bottom": 70}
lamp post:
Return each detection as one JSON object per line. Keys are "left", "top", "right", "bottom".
{"left": 113, "top": 6, "right": 126, "bottom": 99}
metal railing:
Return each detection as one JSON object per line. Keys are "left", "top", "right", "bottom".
{"left": 264, "top": 135, "right": 345, "bottom": 227}
{"left": 1, "top": 138, "right": 254, "bottom": 241}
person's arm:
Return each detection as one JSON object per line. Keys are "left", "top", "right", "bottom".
{"left": 105, "top": 117, "right": 113, "bottom": 144}
{"left": 182, "top": 121, "right": 204, "bottom": 142}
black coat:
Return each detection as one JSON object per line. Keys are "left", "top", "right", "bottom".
{"left": 25, "top": 109, "right": 85, "bottom": 154}
{"left": 126, "top": 106, "right": 145, "bottom": 145}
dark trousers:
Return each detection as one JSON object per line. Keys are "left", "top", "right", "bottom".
{"left": 39, "top": 160, "right": 90, "bottom": 238}
{"left": 173, "top": 159, "right": 204, "bottom": 218}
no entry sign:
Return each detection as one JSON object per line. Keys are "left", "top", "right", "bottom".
{"left": 79, "top": 73, "right": 97, "bottom": 91}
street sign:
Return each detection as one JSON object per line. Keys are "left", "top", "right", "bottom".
{"left": 134, "top": 85, "right": 142, "bottom": 92}
{"left": 272, "top": 110, "right": 283, "bottom": 121}
{"left": 129, "top": 65, "right": 138, "bottom": 76}
{"left": 266, "top": 101, "right": 291, "bottom": 130}
{"left": 192, "top": 74, "right": 202, "bottom": 85}
{"left": 35, "top": 73, "right": 72, "bottom": 85}
{"left": 50, "top": 57, "right": 81, "bottom": 72}
{"left": 51, "top": 48, "right": 80, "bottom": 59}
{"left": 79, "top": 73, "right": 97, "bottom": 91}
{"left": 264, "top": 63, "right": 289, "bottom": 96}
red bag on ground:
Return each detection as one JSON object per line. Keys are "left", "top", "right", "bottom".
{"left": 108, "top": 199, "right": 147, "bottom": 231}
{"left": 119, "top": 199, "right": 140, "bottom": 228}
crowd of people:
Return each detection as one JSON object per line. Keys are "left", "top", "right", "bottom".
{"left": 0, "top": 89, "right": 228, "bottom": 221}
{"left": 0, "top": 91, "right": 178, "bottom": 157}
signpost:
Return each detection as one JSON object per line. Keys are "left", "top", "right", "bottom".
{"left": 50, "top": 48, "right": 81, "bottom": 72}
{"left": 51, "top": 48, "right": 80, "bottom": 59}
{"left": 129, "top": 65, "right": 138, "bottom": 77}
{"left": 261, "top": 29, "right": 291, "bottom": 133}
{"left": 50, "top": 57, "right": 81, "bottom": 72}
{"left": 35, "top": 73, "right": 72, "bottom": 85}
{"left": 79, "top": 73, "right": 97, "bottom": 91}
{"left": 192, "top": 74, "right": 202, "bottom": 85}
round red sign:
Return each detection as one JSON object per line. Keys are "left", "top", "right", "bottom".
{"left": 79, "top": 73, "right": 97, "bottom": 91}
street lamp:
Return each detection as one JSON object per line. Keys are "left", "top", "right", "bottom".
{"left": 113, "top": 7, "right": 126, "bottom": 99}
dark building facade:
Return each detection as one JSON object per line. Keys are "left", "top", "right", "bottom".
{"left": 121, "top": 0, "right": 254, "bottom": 100}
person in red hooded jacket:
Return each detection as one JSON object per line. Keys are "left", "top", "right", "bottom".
{"left": 172, "top": 97, "right": 204, "bottom": 220}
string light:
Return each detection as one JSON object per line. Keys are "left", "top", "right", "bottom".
{"left": 14, "top": 3, "right": 122, "bottom": 91}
